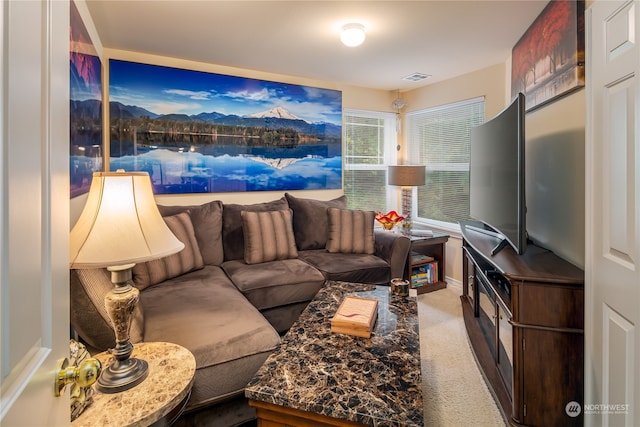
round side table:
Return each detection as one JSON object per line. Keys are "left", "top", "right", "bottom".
{"left": 72, "top": 342, "right": 195, "bottom": 427}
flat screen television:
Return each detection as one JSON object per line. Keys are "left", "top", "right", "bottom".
{"left": 469, "top": 92, "right": 526, "bottom": 256}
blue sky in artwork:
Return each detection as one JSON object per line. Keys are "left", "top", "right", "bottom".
{"left": 109, "top": 59, "right": 342, "bottom": 126}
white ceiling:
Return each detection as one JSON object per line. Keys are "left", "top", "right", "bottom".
{"left": 85, "top": 0, "right": 549, "bottom": 91}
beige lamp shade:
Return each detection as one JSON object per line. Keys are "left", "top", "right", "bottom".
{"left": 388, "top": 165, "right": 426, "bottom": 186}
{"left": 70, "top": 171, "right": 185, "bottom": 268}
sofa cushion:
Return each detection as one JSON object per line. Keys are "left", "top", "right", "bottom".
{"left": 222, "top": 258, "right": 325, "bottom": 312}
{"left": 298, "top": 249, "right": 391, "bottom": 285}
{"left": 70, "top": 268, "right": 145, "bottom": 351}
{"left": 284, "top": 193, "right": 347, "bottom": 250}
{"left": 222, "top": 198, "right": 289, "bottom": 261}
{"left": 157, "top": 200, "right": 224, "bottom": 266}
{"left": 242, "top": 209, "right": 298, "bottom": 264}
{"left": 132, "top": 212, "right": 204, "bottom": 290}
{"left": 140, "top": 266, "right": 280, "bottom": 408}
{"left": 326, "top": 208, "right": 375, "bottom": 254}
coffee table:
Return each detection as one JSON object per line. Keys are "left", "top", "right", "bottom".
{"left": 246, "top": 280, "right": 423, "bottom": 426}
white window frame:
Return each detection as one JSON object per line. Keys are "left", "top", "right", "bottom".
{"left": 406, "top": 97, "right": 485, "bottom": 235}
{"left": 343, "top": 109, "right": 398, "bottom": 213}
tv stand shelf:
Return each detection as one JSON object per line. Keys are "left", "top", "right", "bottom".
{"left": 460, "top": 221, "right": 584, "bottom": 427}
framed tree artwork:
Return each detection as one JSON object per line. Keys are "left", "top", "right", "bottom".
{"left": 511, "top": 0, "right": 585, "bottom": 111}
{"left": 108, "top": 60, "right": 343, "bottom": 194}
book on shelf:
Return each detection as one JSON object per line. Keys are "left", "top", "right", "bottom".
{"left": 411, "top": 261, "right": 438, "bottom": 287}
{"left": 411, "top": 252, "right": 434, "bottom": 265}
{"left": 330, "top": 296, "right": 378, "bottom": 338}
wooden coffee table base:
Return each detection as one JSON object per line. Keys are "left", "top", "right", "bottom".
{"left": 249, "top": 400, "right": 366, "bottom": 427}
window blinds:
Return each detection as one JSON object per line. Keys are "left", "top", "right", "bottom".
{"left": 343, "top": 111, "right": 396, "bottom": 212}
{"left": 406, "top": 97, "right": 484, "bottom": 226}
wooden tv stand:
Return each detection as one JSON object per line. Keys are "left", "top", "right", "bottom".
{"left": 460, "top": 221, "right": 584, "bottom": 427}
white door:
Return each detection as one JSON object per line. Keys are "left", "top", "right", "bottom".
{"left": 586, "top": 1, "right": 640, "bottom": 426}
{"left": 1, "top": 0, "right": 71, "bottom": 426}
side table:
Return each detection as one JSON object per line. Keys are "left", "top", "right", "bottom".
{"left": 404, "top": 231, "right": 450, "bottom": 294}
{"left": 72, "top": 342, "right": 195, "bottom": 427}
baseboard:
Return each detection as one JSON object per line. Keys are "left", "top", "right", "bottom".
{"left": 445, "top": 276, "right": 462, "bottom": 293}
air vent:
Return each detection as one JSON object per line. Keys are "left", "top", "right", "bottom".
{"left": 402, "top": 73, "right": 432, "bottom": 82}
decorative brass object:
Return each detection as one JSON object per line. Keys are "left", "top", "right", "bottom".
{"left": 55, "top": 357, "right": 101, "bottom": 397}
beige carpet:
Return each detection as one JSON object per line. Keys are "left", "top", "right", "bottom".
{"left": 418, "top": 285, "right": 506, "bottom": 427}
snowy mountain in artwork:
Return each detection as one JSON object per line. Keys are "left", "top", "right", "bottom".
{"left": 244, "top": 154, "right": 310, "bottom": 170}
{"left": 244, "top": 107, "right": 309, "bottom": 123}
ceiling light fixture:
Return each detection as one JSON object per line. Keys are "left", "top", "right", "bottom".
{"left": 341, "top": 23, "right": 366, "bottom": 47}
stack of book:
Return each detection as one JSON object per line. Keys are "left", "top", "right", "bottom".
{"left": 330, "top": 296, "right": 378, "bottom": 338}
{"left": 411, "top": 261, "right": 439, "bottom": 287}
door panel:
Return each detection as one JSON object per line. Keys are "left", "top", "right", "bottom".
{"left": 586, "top": 2, "right": 640, "bottom": 426}
{"left": 1, "top": 0, "right": 70, "bottom": 425}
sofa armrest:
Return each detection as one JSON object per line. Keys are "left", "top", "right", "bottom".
{"left": 374, "top": 231, "right": 410, "bottom": 280}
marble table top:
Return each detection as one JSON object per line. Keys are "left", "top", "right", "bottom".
{"left": 246, "top": 281, "right": 423, "bottom": 426}
{"left": 72, "top": 342, "right": 195, "bottom": 427}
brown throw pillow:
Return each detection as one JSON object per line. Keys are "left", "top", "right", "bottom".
{"left": 222, "top": 198, "right": 289, "bottom": 261}
{"left": 242, "top": 209, "right": 298, "bottom": 264}
{"left": 132, "top": 211, "right": 204, "bottom": 290}
{"left": 326, "top": 207, "right": 375, "bottom": 254}
{"left": 158, "top": 200, "right": 224, "bottom": 266}
{"left": 284, "top": 193, "right": 347, "bottom": 250}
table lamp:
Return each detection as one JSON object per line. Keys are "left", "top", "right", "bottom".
{"left": 388, "top": 165, "right": 426, "bottom": 233}
{"left": 69, "top": 171, "right": 184, "bottom": 393}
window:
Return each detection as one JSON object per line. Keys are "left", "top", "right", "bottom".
{"left": 343, "top": 110, "right": 397, "bottom": 212}
{"left": 406, "top": 97, "right": 485, "bottom": 230}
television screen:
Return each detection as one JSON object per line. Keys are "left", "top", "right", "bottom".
{"left": 469, "top": 93, "right": 526, "bottom": 255}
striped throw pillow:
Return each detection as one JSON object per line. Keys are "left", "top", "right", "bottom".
{"left": 326, "top": 208, "right": 375, "bottom": 254}
{"left": 242, "top": 209, "right": 298, "bottom": 264}
{"left": 132, "top": 211, "right": 204, "bottom": 290}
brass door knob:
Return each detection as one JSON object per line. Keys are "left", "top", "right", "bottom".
{"left": 55, "top": 357, "right": 102, "bottom": 397}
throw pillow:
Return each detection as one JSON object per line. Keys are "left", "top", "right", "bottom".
{"left": 222, "top": 198, "right": 289, "bottom": 261}
{"left": 158, "top": 200, "right": 224, "bottom": 266}
{"left": 326, "top": 207, "right": 375, "bottom": 254}
{"left": 132, "top": 211, "right": 204, "bottom": 290}
{"left": 242, "top": 209, "right": 298, "bottom": 264}
{"left": 284, "top": 193, "right": 347, "bottom": 250}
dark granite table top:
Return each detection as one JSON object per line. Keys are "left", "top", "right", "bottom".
{"left": 245, "top": 281, "right": 423, "bottom": 426}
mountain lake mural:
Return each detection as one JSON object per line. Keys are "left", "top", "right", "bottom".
{"left": 99, "top": 59, "right": 343, "bottom": 194}
{"left": 70, "top": 0, "right": 102, "bottom": 198}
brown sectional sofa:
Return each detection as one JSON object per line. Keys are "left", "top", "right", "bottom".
{"left": 69, "top": 194, "right": 410, "bottom": 421}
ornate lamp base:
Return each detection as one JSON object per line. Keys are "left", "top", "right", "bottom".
{"left": 98, "top": 264, "right": 149, "bottom": 394}
{"left": 97, "top": 356, "right": 148, "bottom": 393}
{"left": 401, "top": 186, "right": 413, "bottom": 235}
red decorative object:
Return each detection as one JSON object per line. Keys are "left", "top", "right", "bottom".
{"left": 375, "top": 211, "right": 405, "bottom": 230}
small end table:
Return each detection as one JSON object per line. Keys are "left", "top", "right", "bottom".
{"left": 72, "top": 342, "right": 195, "bottom": 427}
{"left": 404, "top": 231, "right": 450, "bottom": 294}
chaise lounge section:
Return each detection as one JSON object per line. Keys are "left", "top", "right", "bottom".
{"left": 70, "top": 194, "right": 410, "bottom": 420}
